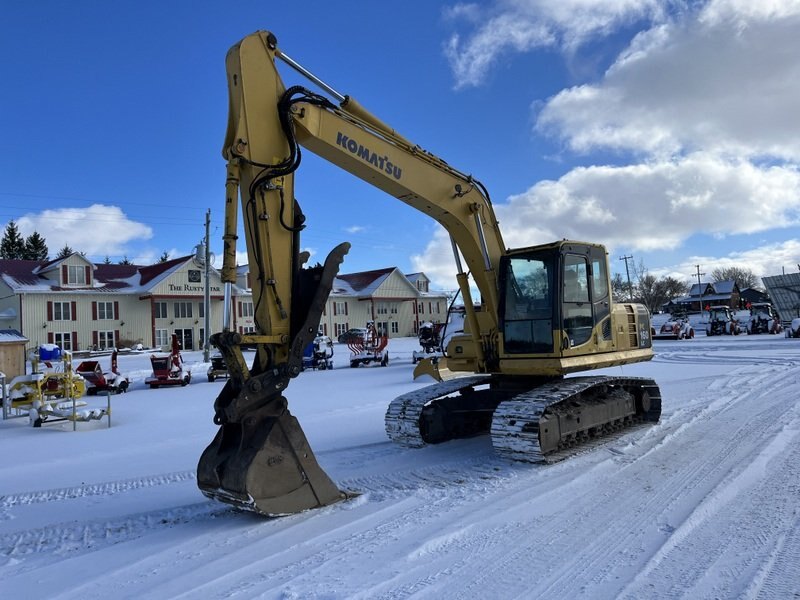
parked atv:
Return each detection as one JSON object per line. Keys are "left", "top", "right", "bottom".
{"left": 747, "top": 302, "right": 782, "bottom": 334}
{"left": 653, "top": 313, "right": 695, "bottom": 340}
{"left": 705, "top": 305, "right": 742, "bottom": 336}
{"left": 785, "top": 318, "right": 800, "bottom": 338}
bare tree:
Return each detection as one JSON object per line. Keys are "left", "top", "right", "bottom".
{"left": 711, "top": 266, "right": 759, "bottom": 289}
{"left": 633, "top": 261, "right": 691, "bottom": 314}
{"left": 611, "top": 272, "right": 633, "bottom": 303}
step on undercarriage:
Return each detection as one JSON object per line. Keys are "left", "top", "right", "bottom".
{"left": 385, "top": 375, "right": 661, "bottom": 462}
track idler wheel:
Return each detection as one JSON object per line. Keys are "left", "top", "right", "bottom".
{"left": 197, "top": 398, "right": 347, "bottom": 516}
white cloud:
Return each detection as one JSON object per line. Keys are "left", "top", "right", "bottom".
{"left": 652, "top": 239, "right": 800, "bottom": 284}
{"left": 499, "top": 153, "right": 800, "bottom": 251}
{"left": 16, "top": 204, "right": 152, "bottom": 258}
{"left": 345, "top": 225, "right": 366, "bottom": 234}
{"left": 537, "top": 3, "right": 800, "bottom": 160}
{"left": 444, "top": 0, "right": 666, "bottom": 88}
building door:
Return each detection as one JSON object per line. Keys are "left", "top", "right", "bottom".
{"left": 175, "top": 328, "right": 194, "bottom": 351}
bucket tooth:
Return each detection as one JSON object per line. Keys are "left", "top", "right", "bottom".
{"left": 197, "top": 402, "right": 345, "bottom": 516}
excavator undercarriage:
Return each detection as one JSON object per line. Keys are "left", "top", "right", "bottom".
{"left": 386, "top": 375, "right": 661, "bottom": 462}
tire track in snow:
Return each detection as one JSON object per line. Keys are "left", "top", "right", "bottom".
{"left": 0, "top": 471, "right": 196, "bottom": 509}
{"left": 395, "top": 363, "right": 800, "bottom": 600}
{"left": 618, "top": 398, "right": 800, "bottom": 600}
{"left": 0, "top": 502, "right": 226, "bottom": 560}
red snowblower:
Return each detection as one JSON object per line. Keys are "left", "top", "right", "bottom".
{"left": 75, "top": 349, "right": 130, "bottom": 394}
{"left": 145, "top": 334, "right": 191, "bottom": 388}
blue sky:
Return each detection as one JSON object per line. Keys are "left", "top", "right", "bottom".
{"left": 3, "top": 1, "right": 800, "bottom": 293}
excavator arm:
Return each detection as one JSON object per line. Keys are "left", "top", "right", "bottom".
{"left": 198, "top": 31, "right": 508, "bottom": 516}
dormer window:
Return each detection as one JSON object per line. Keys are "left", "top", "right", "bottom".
{"left": 67, "top": 265, "right": 87, "bottom": 285}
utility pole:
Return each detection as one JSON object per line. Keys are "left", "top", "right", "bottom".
{"left": 203, "top": 209, "right": 211, "bottom": 362}
{"left": 693, "top": 264, "right": 706, "bottom": 313}
{"left": 619, "top": 255, "right": 634, "bottom": 301}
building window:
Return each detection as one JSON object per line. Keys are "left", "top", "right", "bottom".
{"left": 390, "top": 303, "right": 398, "bottom": 314}
{"left": 198, "top": 302, "right": 205, "bottom": 318}
{"left": 97, "top": 301, "right": 114, "bottom": 320}
{"left": 98, "top": 330, "right": 115, "bottom": 350}
{"left": 155, "top": 329, "right": 169, "bottom": 348}
{"left": 154, "top": 302, "right": 168, "bottom": 319}
{"left": 418, "top": 302, "right": 424, "bottom": 314}
{"left": 377, "top": 303, "right": 388, "bottom": 315}
{"left": 67, "top": 265, "right": 86, "bottom": 285}
{"left": 54, "top": 301, "right": 72, "bottom": 321}
{"left": 241, "top": 325, "right": 256, "bottom": 334}
{"left": 334, "top": 301, "right": 347, "bottom": 316}
{"left": 54, "top": 332, "right": 72, "bottom": 351}
{"left": 240, "top": 301, "right": 254, "bottom": 317}
{"left": 335, "top": 323, "right": 348, "bottom": 336}
{"left": 391, "top": 321, "right": 399, "bottom": 334}
{"left": 174, "top": 301, "right": 193, "bottom": 319}
{"left": 434, "top": 302, "right": 440, "bottom": 314}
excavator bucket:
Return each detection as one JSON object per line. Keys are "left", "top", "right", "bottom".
{"left": 198, "top": 244, "right": 353, "bottom": 516}
{"left": 197, "top": 396, "right": 347, "bottom": 516}
{"left": 412, "top": 357, "right": 460, "bottom": 382}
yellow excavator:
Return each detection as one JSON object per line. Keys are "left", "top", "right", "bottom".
{"left": 197, "top": 30, "right": 661, "bottom": 516}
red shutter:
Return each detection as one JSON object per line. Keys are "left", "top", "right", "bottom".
{"left": 344, "top": 302, "right": 348, "bottom": 316}
{"left": 238, "top": 302, "right": 243, "bottom": 317}
{"left": 62, "top": 265, "right": 68, "bottom": 284}
{"left": 114, "top": 301, "right": 119, "bottom": 320}
{"left": 85, "top": 266, "right": 91, "bottom": 285}
{"left": 47, "top": 301, "right": 53, "bottom": 321}
{"left": 246, "top": 272, "right": 251, "bottom": 288}
{"left": 92, "top": 302, "right": 97, "bottom": 320}
{"left": 72, "top": 331, "right": 78, "bottom": 350}
{"left": 93, "top": 331, "right": 98, "bottom": 347}
{"left": 48, "top": 332, "right": 54, "bottom": 344}
{"left": 333, "top": 303, "right": 337, "bottom": 316}
{"left": 323, "top": 323, "right": 327, "bottom": 335}
{"left": 115, "top": 330, "right": 120, "bottom": 346}
{"left": 71, "top": 301, "right": 77, "bottom": 320}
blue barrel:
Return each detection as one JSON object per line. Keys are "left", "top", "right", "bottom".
{"left": 39, "top": 345, "right": 62, "bottom": 361}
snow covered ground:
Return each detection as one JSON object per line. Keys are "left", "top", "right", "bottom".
{"left": 2, "top": 330, "right": 800, "bottom": 599}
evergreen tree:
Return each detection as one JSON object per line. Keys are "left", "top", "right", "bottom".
{"left": 0, "top": 220, "right": 26, "bottom": 259}
{"left": 119, "top": 255, "right": 132, "bottom": 265}
{"left": 103, "top": 255, "right": 112, "bottom": 264}
{"left": 158, "top": 251, "right": 170, "bottom": 263}
{"left": 56, "top": 243, "right": 75, "bottom": 259}
{"left": 23, "top": 231, "right": 49, "bottom": 260}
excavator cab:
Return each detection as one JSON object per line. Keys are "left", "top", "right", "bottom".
{"left": 498, "top": 242, "right": 619, "bottom": 359}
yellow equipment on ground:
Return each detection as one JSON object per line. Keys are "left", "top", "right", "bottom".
{"left": 2, "top": 346, "right": 107, "bottom": 427}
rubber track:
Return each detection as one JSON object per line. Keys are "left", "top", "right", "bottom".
{"left": 385, "top": 375, "right": 492, "bottom": 447}
{"left": 385, "top": 375, "right": 661, "bottom": 463}
{"left": 491, "top": 376, "right": 661, "bottom": 463}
